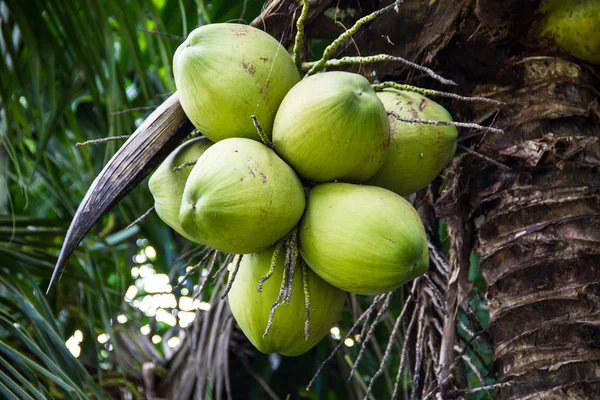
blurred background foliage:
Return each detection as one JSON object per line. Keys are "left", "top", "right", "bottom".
{"left": 0, "top": 0, "right": 493, "bottom": 398}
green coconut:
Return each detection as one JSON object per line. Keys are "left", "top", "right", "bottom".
{"left": 272, "top": 71, "right": 390, "bottom": 183}
{"left": 534, "top": 0, "right": 600, "bottom": 66}
{"left": 148, "top": 137, "right": 212, "bottom": 241}
{"left": 366, "top": 89, "right": 457, "bottom": 196}
{"left": 179, "top": 138, "right": 306, "bottom": 254}
{"left": 228, "top": 248, "right": 345, "bottom": 356}
{"left": 299, "top": 183, "right": 429, "bottom": 295}
{"left": 173, "top": 23, "right": 301, "bottom": 142}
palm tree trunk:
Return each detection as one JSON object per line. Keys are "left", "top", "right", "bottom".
{"left": 434, "top": 14, "right": 600, "bottom": 399}
{"left": 464, "top": 59, "right": 600, "bottom": 399}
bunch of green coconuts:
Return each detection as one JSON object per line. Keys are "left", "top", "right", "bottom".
{"left": 149, "top": 23, "right": 457, "bottom": 357}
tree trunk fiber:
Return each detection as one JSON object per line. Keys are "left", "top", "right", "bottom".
{"left": 434, "top": 7, "right": 600, "bottom": 399}
{"left": 465, "top": 61, "right": 600, "bottom": 400}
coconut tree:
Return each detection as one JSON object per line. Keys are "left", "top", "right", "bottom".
{"left": 2, "top": 0, "right": 599, "bottom": 399}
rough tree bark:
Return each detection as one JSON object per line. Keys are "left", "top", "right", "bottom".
{"left": 434, "top": 2, "right": 600, "bottom": 399}
{"left": 308, "top": 0, "right": 600, "bottom": 398}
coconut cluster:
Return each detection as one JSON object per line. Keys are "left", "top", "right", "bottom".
{"left": 150, "top": 23, "right": 457, "bottom": 356}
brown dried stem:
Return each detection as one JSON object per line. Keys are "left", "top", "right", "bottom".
{"left": 387, "top": 111, "right": 505, "bottom": 134}
{"left": 221, "top": 254, "right": 243, "bottom": 299}
{"left": 306, "top": 294, "right": 388, "bottom": 391}
{"left": 125, "top": 206, "right": 155, "bottom": 230}
{"left": 348, "top": 290, "right": 396, "bottom": 381}
{"left": 76, "top": 135, "right": 131, "bottom": 147}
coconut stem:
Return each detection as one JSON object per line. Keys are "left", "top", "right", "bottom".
{"left": 373, "top": 82, "right": 503, "bottom": 105}
{"left": 221, "top": 254, "right": 243, "bottom": 299}
{"left": 386, "top": 110, "right": 504, "bottom": 134}
{"left": 125, "top": 205, "right": 155, "bottom": 230}
{"left": 306, "top": 1, "right": 403, "bottom": 76}
{"left": 390, "top": 303, "right": 420, "bottom": 400}
{"left": 213, "top": 253, "right": 234, "bottom": 281}
{"left": 263, "top": 227, "right": 298, "bottom": 337}
{"left": 172, "top": 160, "right": 197, "bottom": 172}
{"left": 302, "top": 55, "right": 456, "bottom": 86}
{"left": 293, "top": 0, "right": 310, "bottom": 70}
{"left": 283, "top": 228, "right": 298, "bottom": 305}
{"left": 257, "top": 240, "right": 284, "bottom": 292}
{"left": 302, "top": 260, "right": 311, "bottom": 340}
{"left": 76, "top": 135, "right": 131, "bottom": 147}
{"left": 369, "top": 278, "right": 421, "bottom": 400}
{"left": 194, "top": 250, "right": 221, "bottom": 300}
{"left": 306, "top": 293, "right": 388, "bottom": 391}
{"left": 250, "top": 115, "right": 272, "bottom": 147}
{"left": 175, "top": 248, "right": 213, "bottom": 290}
{"left": 358, "top": 298, "right": 376, "bottom": 346}
{"left": 348, "top": 290, "right": 396, "bottom": 382}
{"left": 263, "top": 256, "right": 287, "bottom": 337}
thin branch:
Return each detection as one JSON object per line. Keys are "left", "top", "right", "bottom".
{"left": 307, "top": 1, "right": 404, "bottom": 75}
{"left": 382, "top": 35, "right": 395, "bottom": 45}
{"left": 306, "top": 294, "right": 388, "bottom": 391}
{"left": 457, "top": 144, "right": 511, "bottom": 171}
{"left": 390, "top": 295, "right": 421, "bottom": 400}
{"left": 387, "top": 111, "right": 505, "bottom": 134}
{"left": 427, "top": 238, "right": 450, "bottom": 277}
{"left": 421, "top": 374, "right": 454, "bottom": 400}
{"left": 176, "top": 249, "right": 214, "bottom": 290}
{"left": 457, "top": 319, "right": 475, "bottom": 338}
{"left": 239, "top": 0, "right": 250, "bottom": 22}
{"left": 348, "top": 290, "right": 396, "bottom": 381}
{"left": 173, "top": 160, "right": 197, "bottom": 172}
{"left": 221, "top": 255, "right": 243, "bottom": 299}
{"left": 293, "top": 0, "right": 309, "bottom": 69}
{"left": 357, "top": 300, "right": 377, "bottom": 352}
{"left": 455, "top": 345, "right": 487, "bottom": 394}
{"left": 283, "top": 228, "right": 298, "bottom": 305}
{"left": 194, "top": 250, "right": 221, "bottom": 300}
{"left": 213, "top": 254, "right": 235, "bottom": 281}
{"left": 373, "top": 82, "right": 502, "bottom": 105}
{"left": 76, "top": 135, "right": 130, "bottom": 147}
{"left": 425, "top": 328, "right": 490, "bottom": 399}
{"left": 263, "top": 254, "right": 289, "bottom": 337}
{"left": 456, "top": 330, "right": 492, "bottom": 374}
{"left": 410, "top": 306, "right": 426, "bottom": 400}
{"left": 171, "top": 246, "right": 208, "bottom": 274}
{"left": 250, "top": 115, "right": 272, "bottom": 147}
{"left": 423, "top": 274, "right": 446, "bottom": 315}
{"left": 258, "top": 240, "right": 284, "bottom": 291}
{"left": 302, "top": 261, "right": 311, "bottom": 340}
{"left": 368, "top": 279, "right": 421, "bottom": 399}
{"left": 125, "top": 206, "right": 155, "bottom": 230}
{"left": 303, "top": 55, "right": 456, "bottom": 85}
{"left": 450, "top": 381, "right": 520, "bottom": 395}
